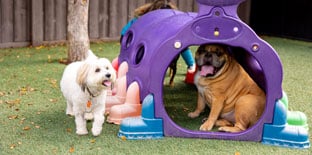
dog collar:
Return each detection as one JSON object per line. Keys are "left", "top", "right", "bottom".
{"left": 86, "top": 86, "right": 98, "bottom": 98}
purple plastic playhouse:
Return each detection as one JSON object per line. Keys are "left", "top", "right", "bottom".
{"left": 117, "top": 0, "right": 310, "bottom": 149}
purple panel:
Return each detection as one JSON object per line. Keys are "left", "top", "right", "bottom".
{"left": 197, "top": 0, "right": 245, "bottom": 6}
{"left": 120, "top": 10, "right": 197, "bottom": 96}
{"left": 119, "top": 10, "right": 185, "bottom": 66}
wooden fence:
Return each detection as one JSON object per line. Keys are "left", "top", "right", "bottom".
{"left": 0, "top": 0, "right": 250, "bottom": 48}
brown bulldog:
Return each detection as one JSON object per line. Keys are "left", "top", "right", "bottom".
{"left": 188, "top": 44, "right": 266, "bottom": 132}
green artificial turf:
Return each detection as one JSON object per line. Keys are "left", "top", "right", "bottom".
{"left": 0, "top": 37, "right": 311, "bottom": 154}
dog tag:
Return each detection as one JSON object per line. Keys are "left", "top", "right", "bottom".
{"left": 87, "top": 100, "right": 92, "bottom": 108}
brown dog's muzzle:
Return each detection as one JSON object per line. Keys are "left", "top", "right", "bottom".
{"left": 196, "top": 51, "right": 226, "bottom": 77}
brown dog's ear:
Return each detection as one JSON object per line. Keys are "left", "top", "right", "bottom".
{"left": 198, "top": 45, "right": 206, "bottom": 51}
{"left": 77, "top": 63, "right": 90, "bottom": 92}
{"left": 196, "top": 45, "right": 207, "bottom": 55}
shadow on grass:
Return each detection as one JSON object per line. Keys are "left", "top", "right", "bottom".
{"left": 163, "top": 81, "right": 210, "bottom": 131}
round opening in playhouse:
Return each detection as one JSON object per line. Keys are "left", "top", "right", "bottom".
{"left": 162, "top": 44, "right": 267, "bottom": 132}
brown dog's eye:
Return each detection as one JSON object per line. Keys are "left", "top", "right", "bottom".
{"left": 216, "top": 50, "right": 222, "bottom": 56}
{"left": 95, "top": 68, "right": 101, "bottom": 72}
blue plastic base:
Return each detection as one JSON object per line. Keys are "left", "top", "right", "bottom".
{"left": 118, "top": 117, "right": 163, "bottom": 140}
{"left": 118, "top": 94, "right": 164, "bottom": 140}
{"left": 261, "top": 101, "right": 310, "bottom": 149}
{"left": 262, "top": 124, "right": 310, "bottom": 149}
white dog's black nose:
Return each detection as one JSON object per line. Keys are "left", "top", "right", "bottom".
{"left": 105, "top": 73, "right": 111, "bottom": 78}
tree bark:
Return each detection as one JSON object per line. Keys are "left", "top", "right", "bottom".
{"left": 67, "top": 0, "right": 90, "bottom": 63}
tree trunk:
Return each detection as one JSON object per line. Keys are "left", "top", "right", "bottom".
{"left": 67, "top": 0, "right": 90, "bottom": 63}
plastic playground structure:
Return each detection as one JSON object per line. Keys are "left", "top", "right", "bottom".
{"left": 107, "top": 0, "right": 310, "bottom": 149}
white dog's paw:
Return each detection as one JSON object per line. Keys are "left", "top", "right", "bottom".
{"left": 91, "top": 127, "right": 102, "bottom": 136}
{"left": 66, "top": 111, "right": 74, "bottom": 116}
{"left": 84, "top": 113, "right": 94, "bottom": 120}
{"left": 76, "top": 129, "right": 88, "bottom": 135}
{"left": 66, "top": 107, "right": 74, "bottom": 116}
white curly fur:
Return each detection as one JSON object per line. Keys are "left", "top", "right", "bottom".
{"left": 60, "top": 50, "right": 116, "bottom": 136}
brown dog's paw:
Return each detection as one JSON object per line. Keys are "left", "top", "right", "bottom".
{"left": 215, "top": 119, "right": 233, "bottom": 127}
{"left": 199, "top": 122, "right": 214, "bottom": 131}
{"left": 218, "top": 126, "right": 242, "bottom": 133}
{"left": 188, "top": 112, "right": 200, "bottom": 118}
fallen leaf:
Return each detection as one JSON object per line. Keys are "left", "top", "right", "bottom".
{"left": 19, "top": 118, "right": 26, "bottom": 124}
{"left": 6, "top": 99, "right": 21, "bottom": 104}
{"left": 5, "top": 99, "right": 21, "bottom": 107}
{"left": 8, "top": 115, "right": 18, "bottom": 120}
{"left": 49, "top": 98, "right": 58, "bottom": 103}
{"left": 19, "top": 87, "right": 28, "bottom": 95}
{"left": 235, "top": 151, "right": 241, "bottom": 155}
{"left": 48, "top": 55, "right": 52, "bottom": 63}
{"left": 121, "top": 136, "right": 127, "bottom": 141}
{"left": 23, "top": 126, "right": 31, "bottom": 131}
{"left": 69, "top": 146, "right": 75, "bottom": 153}
{"left": 46, "top": 78, "right": 58, "bottom": 88}
{"left": 35, "top": 125, "right": 40, "bottom": 129}
{"left": 19, "top": 86, "right": 36, "bottom": 95}
{"left": 0, "top": 91, "right": 5, "bottom": 96}
{"left": 52, "top": 148, "right": 58, "bottom": 154}
{"left": 90, "top": 139, "right": 96, "bottom": 143}
{"left": 35, "top": 45, "right": 45, "bottom": 50}
{"left": 10, "top": 144, "right": 16, "bottom": 149}
{"left": 66, "top": 128, "right": 72, "bottom": 133}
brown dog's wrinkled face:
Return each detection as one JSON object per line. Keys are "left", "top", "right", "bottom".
{"left": 195, "top": 44, "right": 228, "bottom": 78}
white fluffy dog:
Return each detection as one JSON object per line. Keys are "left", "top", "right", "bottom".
{"left": 60, "top": 50, "right": 116, "bottom": 136}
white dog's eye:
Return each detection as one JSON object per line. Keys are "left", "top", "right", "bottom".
{"left": 95, "top": 68, "right": 101, "bottom": 72}
{"left": 106, "top": 67, "right": 109, "bottom": 70}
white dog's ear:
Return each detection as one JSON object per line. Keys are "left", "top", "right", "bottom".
{"left": 77, "top": 63, "right": 90, "bottom": 92}
{"left": 86, "top": 50, "right": 98, "bottom": 61}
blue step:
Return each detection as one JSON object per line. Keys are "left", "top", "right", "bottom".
{"left": 118, "top": 94, "right": 164, "bottom": 140}
{"left": 262, "top": 101, "right": 310, "bottom": 149}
